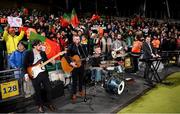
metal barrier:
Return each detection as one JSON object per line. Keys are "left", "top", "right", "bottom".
{"left": 0, "top": 68, "right": 24, "bottom": 102}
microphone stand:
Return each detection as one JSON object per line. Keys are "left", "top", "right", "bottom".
{"left": 79, "top": 44, "right": 90, "bottom": 102}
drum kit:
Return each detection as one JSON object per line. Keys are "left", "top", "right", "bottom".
{"left": 48, "top": 60, "right": 126, "bottom": 95}
{"left": 90, "top": 60, "right": 126, "bottom": 95}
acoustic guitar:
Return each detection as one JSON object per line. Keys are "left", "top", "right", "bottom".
{"left": 27, "top": 51, "right": 66, "bottom": 79}
{"left": 61, "top": 55, "right": 81, "bottom": 73}
{"left": 61, "top": 54, "right": 103, "bottom": 73}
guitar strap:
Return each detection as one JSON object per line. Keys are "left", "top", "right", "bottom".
{"left": 80, "top": 44, "right": 88, "bottom": 59}
{"left": 77, "top": 46, "right": 81, "bottom": 58}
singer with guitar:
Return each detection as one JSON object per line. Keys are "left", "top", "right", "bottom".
{"left": 23, "top": 39, "right": 56, "bottom": 113}
{"left": 111, "top": 34, "right": 128, "bottom": 60}
{"left": 63, "top": 35, "right": 88, "bottom": 103}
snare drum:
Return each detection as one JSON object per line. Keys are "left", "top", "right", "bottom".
{"left": 105, "top": 76, "right": 125, "bottom": 95}
{"left": 106, "top": 66, "right": 115, "bottom": 71}
{"left": 106, "top": 66, "right": 116, "bottom": 76}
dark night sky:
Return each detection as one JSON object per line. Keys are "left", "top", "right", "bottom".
{"left": 6, "top": 0, "right": 180, "bottom": 19}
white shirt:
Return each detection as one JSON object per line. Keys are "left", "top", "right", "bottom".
{"left": 33, "top": 49, "right": 45, "bottom": 71}
{"left": 147, "top": 42, "right": 153, "bottom": 54}
{"left": 33, "top": 53, "right": 42, "bottom": 64}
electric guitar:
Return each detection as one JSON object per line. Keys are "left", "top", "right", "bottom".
{"left": 27, "top": 51, "right": 66, "bottom": 79}
{"left": 111, "top": 47, "right": 127, "bottom": 59}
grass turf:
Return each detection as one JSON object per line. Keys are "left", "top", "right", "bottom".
{"left": 118, "top": 72, "right": 180, "bottom": 113}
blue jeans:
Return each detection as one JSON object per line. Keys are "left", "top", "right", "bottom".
{"left": 14, "top": 70, "right": 24, "bottom": 79}
{"left": 91, "top": 67, "right": 102, "bottom": 82}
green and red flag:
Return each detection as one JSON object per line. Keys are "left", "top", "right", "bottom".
{"left": 44, "top": 38, "right": 61, "bottom": 60}
{"left": 23, "top": 8, "right": 29, "bottom": 16}
{"left": 29, "top": 32, "right": 46, "bottom": 42}
{"left": 28, "top": 32, "right": 46, "bottom": 50}
{"left": 90, "top": 14, "right": 100, "bottom": 22}
{"left": 19, "top": 26, "right": 28, "bottom": 33}
{"left": 19, "top": 7, "right": 29, "bottom": 16}
{"left": 70, "top": 8, "right": 79, "bottom": 28}
{"left": 26, "top": 28, "right": 37, "bottom": 39}
{"left": 60, "top": 13, "right": 70, "bottom": 28}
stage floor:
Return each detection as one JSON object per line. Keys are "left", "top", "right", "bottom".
{"left": 0, "top": 66, "right": 179, "bottom": 113}
{"left": 23, "top": 66, "right": 180, "bottom": 113}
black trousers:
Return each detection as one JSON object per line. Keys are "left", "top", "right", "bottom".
{"left": 71, "top": 66, "right": 84, "bottom": 95}
{"left": 144, "top": 61, "right": 153, "bottom": 83}
{"left": 132, "top": 54, "right": 140, "bottom": 73}
{"left": 0, "top": 51, "right": 4, "bottom": 70}
{"left": 32, "top": 71, "right": 52, "bottom": 106}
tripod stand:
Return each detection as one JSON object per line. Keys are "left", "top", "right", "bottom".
{"left": 84, "top": 70, "right": 88, "bottom": 102}
{"left": 83, "top": 69, "right": 92, "bottom": 102}
{"left": 83, "top": 68, "right": 103, "bottom": 102}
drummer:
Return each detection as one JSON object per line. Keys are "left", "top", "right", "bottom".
{"left": 90, "top": 46, "right": 104, "bottom": 82}
{"left": 91, "top": 46, "right": 101, "bottom": 67}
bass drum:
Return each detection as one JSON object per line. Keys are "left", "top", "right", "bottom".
{"left": 105, "top": 76, "right": 125, "bottom": 95}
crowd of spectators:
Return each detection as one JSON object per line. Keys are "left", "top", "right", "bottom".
{"left": 0, "top": 8, "right": 180, "bottom": 71}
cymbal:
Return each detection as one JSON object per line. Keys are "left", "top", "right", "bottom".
{"left": 109, "top": 60, "right": 118, "bottom": 64}
{"left": 99, "top": 63, "right": 114, "bottom": 68}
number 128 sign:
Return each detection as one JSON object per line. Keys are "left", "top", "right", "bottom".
{"left": 0, "top": 80, "right": 19, "bottom": 99}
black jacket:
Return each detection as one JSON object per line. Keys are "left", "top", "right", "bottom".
{"left": 142, "top": 42, "right": 155, "bottom": 59}
{"left": 23, "top": 50, "right": 50, "bottom": 73}
{"left": 64, "top": 43, "right": 88, "bottom": 64}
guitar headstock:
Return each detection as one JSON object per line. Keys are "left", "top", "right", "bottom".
{"left": 61, "top": 51, "right": 67, "bottom": 55}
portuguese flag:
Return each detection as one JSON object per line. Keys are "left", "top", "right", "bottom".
{"left": 90, "top": 14, "right": 100, "bottom": 22}
{"left": 44, "top": 38, "right": 61, "bottom": 60}
{"left": 28, "top": 32, "right": 46, "bottom": 50}
{"left": 70, "top": 8, "right": 79, "bottom": 28}
{"left": 29, "top": 32, "right": 46, "bottom": 42}
{"left": 60, "top": 13, "right": 70, "bottom": 28}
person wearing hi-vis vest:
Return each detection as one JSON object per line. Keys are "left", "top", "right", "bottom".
{"left": 131, "top": 35, "right": 143, "bottom": 73}
{"left": 2, "top": 25, "right": 25, "bottom": 69}
{"left": 152, "top": 35, "right": 160, "bottom": 54}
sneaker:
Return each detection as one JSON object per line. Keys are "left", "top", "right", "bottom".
{"left": 46, "top": 104, "right": 56, "bottom": 112}
{"left": 25, "top": 94, "right": 31, "bottom": 98}
{"left": 38, "top": 106, "right": 44, "bottom": 113}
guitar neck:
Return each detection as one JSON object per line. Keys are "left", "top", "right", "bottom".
{"left": 78, "top": 54, "right": 104, "bottom": 62}
{"left": 40, "top": 51, "right": 65, "bottom": 67}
